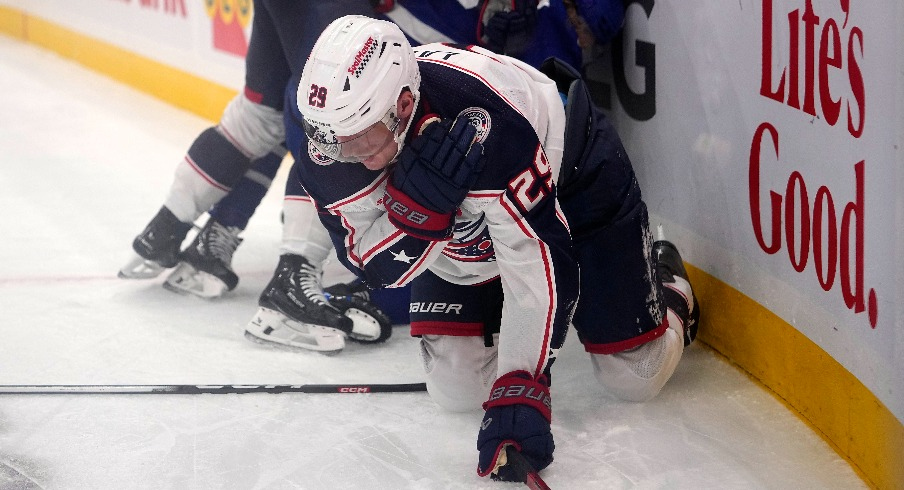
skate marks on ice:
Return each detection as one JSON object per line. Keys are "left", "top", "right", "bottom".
{"left": 0, "top": 343, "right": 867, "bottom": 489}
{"left": 0, "top": 458, "right": 44, "bottom": 490}
{"left": 549, "top": 344, "right": 866, "bottom": 489}
{"left": 0, "top": 407, "right": 47, "bottom": 490}
{"left": 0, "top": 392, "right": 480, "bottom": 489}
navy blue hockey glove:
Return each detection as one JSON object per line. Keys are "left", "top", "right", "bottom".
{"left": 479, "top": 0, "right": 539, "bottom": 57}
{"left": 477, "top": 370, "right": 554, "bottom": 481}
{"left": 384, "top": 117, "right": 485, "bottom": 241}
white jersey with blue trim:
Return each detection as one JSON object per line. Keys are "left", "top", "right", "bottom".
{"left": 413, "top": 43, "right": 568, "bottom": 285}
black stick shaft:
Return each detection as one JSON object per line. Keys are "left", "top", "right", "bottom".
{"left": 505, "top": 446, "right": 552, "bottom": 490}
{"left": 0, "top": 383, "right": 427, "bottom": 395}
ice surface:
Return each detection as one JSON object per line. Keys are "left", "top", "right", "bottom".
{"left": 0, "top": 35, "right": 866, "bottom": 489}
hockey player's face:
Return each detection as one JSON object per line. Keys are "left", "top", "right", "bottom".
{"left": 335, "top": 121, "right": 398, "bottom": 170}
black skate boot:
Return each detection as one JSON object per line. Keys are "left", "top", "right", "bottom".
{"left": 119, "top": 206, "right": 192, "bottom": 279}
{"left": 324, "top": 278, "right": 371, "bottom": 301}
{"left": 163, "top": 217, "right": 242, "bottom": 298}
{"left": 324, "top": 278, "right": 393, "bottom": 344}
{"left": 244, "top": 254, "right": 353, "bottom": 354}
{"left": 654, "top": 240, "right": 700, "bottom": 346}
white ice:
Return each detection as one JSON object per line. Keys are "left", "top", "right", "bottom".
{"left": 0, "top": 35, "right": 866, "bottom": 490}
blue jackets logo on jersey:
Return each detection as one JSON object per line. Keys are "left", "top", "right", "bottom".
{"left": 458, "top": 107, "right": 492, "bottom": 143}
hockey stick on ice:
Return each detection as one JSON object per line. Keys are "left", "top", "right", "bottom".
{"left": 503, "top": 445, "right": 552, "bottom": 490}
{"left": 0, "top": 382, "right": 427, "bottom": 395}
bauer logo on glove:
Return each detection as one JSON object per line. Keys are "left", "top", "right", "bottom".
{"left": 477, "top": 371, "right": 554, "bottom": 481}
{"left": 486, "top": 382, "right": 552, "bottom": 412}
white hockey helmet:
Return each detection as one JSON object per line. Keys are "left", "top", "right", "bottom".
{"left": 297, "top": 15, "right": 421, "bottom": 162}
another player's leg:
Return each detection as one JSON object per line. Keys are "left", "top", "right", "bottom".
{"left": 119, "top": 90, "right": 285, "bottom": 279}
{"left": 164, "top": 148, "right": 285, "bottom": 298}
{"left": 146, "top": 3, "right": 292, "bottom": 287}
{"left": 119, "top": 206, "right": 194, "bottom": 279}
{"left": 119, "top": 126, "right": 251, "bottom": 279}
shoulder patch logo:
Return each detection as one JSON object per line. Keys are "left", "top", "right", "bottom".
{"left": 458, "top": 107, "right": 491, "bottom": 143}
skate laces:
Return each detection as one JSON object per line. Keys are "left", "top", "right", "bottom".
{"left": 289, "top": 261, "right": 331, "bottom": 308}
{"left": 201, "top": 221, "right": 241, "bottom": 264}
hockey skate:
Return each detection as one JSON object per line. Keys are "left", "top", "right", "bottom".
{"left": 164, "top": 217, "right": 242, "bottom": 299}
{"left": 324, "top": 279, "right": 393, "bottom": 343}
{"left": 244, "top": 254, "right": 353, "bottom": 354}
{"left": 119, "top": 206, "right": 193, "bottom": 279}
{"left": 654, "top": 239, "right": 700, "bottom": 346}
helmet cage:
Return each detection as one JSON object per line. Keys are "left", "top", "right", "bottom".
{"left": 302, "top": 107, "right": 401, "bottom": 163}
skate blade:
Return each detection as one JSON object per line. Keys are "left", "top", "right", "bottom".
{"left": 118, "top": 253, "right": 166, "bottom": 279}
{"left": 163, "top": 263, "right": 227, "bottom": 299}
{"left": 244, "top": 307, "right": 345, "bottom": 355}
{"left": 345, "top": 307, "right": 382, "bottom": 342}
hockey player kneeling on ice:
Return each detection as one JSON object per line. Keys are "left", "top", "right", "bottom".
{"left": 287, "top": 16, "right": 700, "bottom": 480}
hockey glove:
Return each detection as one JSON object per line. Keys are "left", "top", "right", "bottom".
{"left": 477, "top": 370, "right": 554, "bottom": 481}
{"left": 478, "top": 0, "right": 539, "bottom": 57}
{"left": 324, "top": 282, "right": 393, "bottom": 344}
{"left": 384, "top": 117, "right": 485, "bottom": 241}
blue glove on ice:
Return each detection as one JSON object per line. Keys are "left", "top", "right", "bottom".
{"left": 477, "top": 370, "right": 554, "bottom": 481}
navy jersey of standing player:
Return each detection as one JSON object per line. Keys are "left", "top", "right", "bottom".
{"left": 380, "top": 0, "right": 626, "bottom": 69}
{"left": 286, "top": 16, "right": 700, "bottom": 481}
